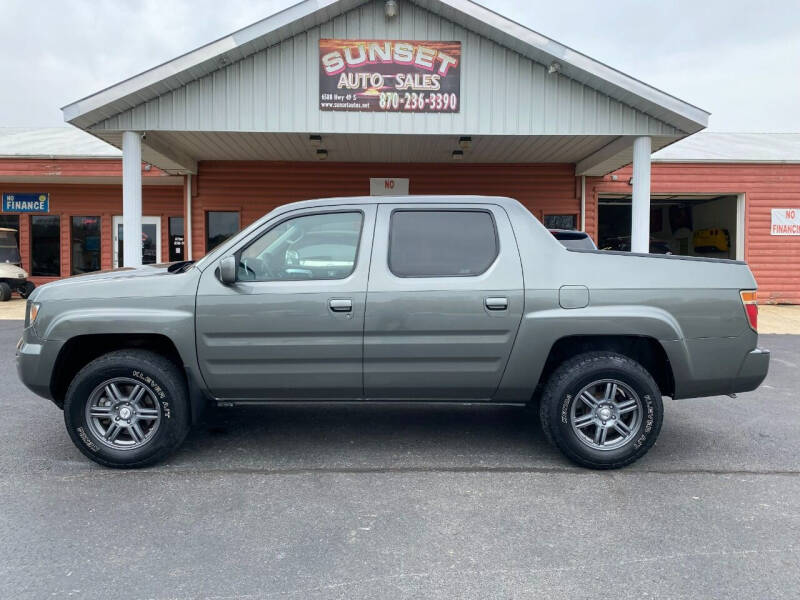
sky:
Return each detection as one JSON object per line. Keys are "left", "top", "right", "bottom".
{"left": 0, "top": 0, "right": 798, "bottom": 131}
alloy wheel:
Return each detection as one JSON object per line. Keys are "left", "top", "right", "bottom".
{"left": 84, "top": 377, "right": 162, "bottom": 450}
{"left": 569, "top": 379, "right": 643, "bottom": 451}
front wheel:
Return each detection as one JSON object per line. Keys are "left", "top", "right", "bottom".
{"left": 64, "top": 350, "right": 190, "bottom": 468}
{"left": 539, "top": 352, "right": 663, "bottom": 469}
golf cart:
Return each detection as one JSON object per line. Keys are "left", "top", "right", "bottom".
{"left": 0, "top": 227, "right": 35, "bottom": 301}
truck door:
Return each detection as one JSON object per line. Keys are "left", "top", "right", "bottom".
{"left": 195, "top": 205, "right": 375, "bottom": 400}
{"left": 364, "top": 203, "right": 524, "bottom": 400}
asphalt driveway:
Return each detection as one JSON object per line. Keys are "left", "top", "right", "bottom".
{"left": 0, "top": 320, "right": 798, "bottom": 599}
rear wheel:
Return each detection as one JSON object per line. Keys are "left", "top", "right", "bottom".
{"left": 19, "top": 281, "right": 35, "bottom": 298}
{"left": 0, "top": 282, "right": 11, "bottom": 302}
{"left": 539, "top": 352, "right": 663, "bottom": 469}
{"left": 64, "top": 349, "right": 190, "bottom": 468}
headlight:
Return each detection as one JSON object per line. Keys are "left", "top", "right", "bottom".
{"left": 27, "top": 302, "right": 40, "bottom": 327}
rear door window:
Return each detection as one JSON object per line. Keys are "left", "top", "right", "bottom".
{"left": 389, "top": 210, "right": 498, "bottom": 277}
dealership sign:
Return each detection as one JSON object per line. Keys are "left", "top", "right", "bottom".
{"left": 319, "top": 39, "right": 461, "bottom": 113}
{"left": 771, "top": 208, "right": 800, "bottom": 235}
{"left": 2, "top": 192, "right": 49, "bottom": 213}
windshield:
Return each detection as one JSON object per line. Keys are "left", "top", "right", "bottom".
{"left": 0, "top": 246, "right": 21, "bottom": 264}
{"left": 0, "top": 231, "right": 21, "bottom": 264}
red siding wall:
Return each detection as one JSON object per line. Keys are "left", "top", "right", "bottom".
{"left": 0, "top": 158, "right": 170, "bottom": 179}
{"left": 588, "top": 163, "right": 800, "bottom": 303}
{"left": 191, "top": 161, "right": 580, "bottom": 257}
{"left": 8, "top": 157, "right": 796, "bottom": 303}
{"left": 0, "top": 182, "right": 183, "bottom": 285}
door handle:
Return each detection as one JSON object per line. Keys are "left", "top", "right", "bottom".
{"left": 329, "top": 298, "right": 353, "bottom": 312}
{"left": 485, "top": 297, "right": 508, "bottom": 311}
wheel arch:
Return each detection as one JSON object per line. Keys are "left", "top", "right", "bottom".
{"left": 50, "top": 333, "right": 209, "bottom": 423}
{"left": 536, "top": 335, "right": 675, "bottom": 399}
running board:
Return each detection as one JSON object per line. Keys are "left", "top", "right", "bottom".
{"left": 214, "top": 399, "right": 526, "bottom": 408}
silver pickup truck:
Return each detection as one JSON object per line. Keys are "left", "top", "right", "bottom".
{"left": 16, "top": 196, "right": 769, "bottom": 469}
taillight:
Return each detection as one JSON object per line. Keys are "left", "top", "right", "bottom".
{"left": 740, "top": 290, "right": 758, "bottom": 332}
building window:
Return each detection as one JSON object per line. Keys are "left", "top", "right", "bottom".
{"left": 71, "top": 216, "right": 101, "bottom": 275}
{"left": 0, "top": 215, "right": 21, "bottom": 265}
{"left": 31, "top": 215, "right": 60, "bottom": 277}
{"left": 168, "top": 217, "right": 185, "bottom": 262}
{"left": 543, "top": 214, "right": 577, "bottom": 230}
{"left": 389, "top": 210, "right": 498, "bottom": 278}
{"left": 206, "top": 211, "right": 240, "bottom": 252}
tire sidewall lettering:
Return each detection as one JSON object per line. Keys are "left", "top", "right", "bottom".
{"left": 76, "top": 426, "right": 99, "bottom": 453}
{"left": 131, "top": 368, "right": 171, "bottom": 419}
{"left": 633, "top": 394, "right": 655, "bottom": 449}
{"left": 560, "top": 394, "right": 572, "bottom": 424}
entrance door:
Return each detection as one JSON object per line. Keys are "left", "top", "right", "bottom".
{"left": 112, "top": 216, "right": 161, "bottom": 267}
{"left": 364, "top": 203, "right": 524, "bottom": 400}
{"left": 195, "top": 205, "right": 376, "bottom": 400}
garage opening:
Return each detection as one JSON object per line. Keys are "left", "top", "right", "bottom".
{"left": 598, "top": 194, "right": 742, "bottom": 259}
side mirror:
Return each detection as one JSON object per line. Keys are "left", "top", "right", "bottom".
{"left": 218, "top": 256, "right": 237, "bottom": 284}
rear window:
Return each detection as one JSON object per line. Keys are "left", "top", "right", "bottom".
{"left": 389, "top": 210, "right": 498, "bottom": 277}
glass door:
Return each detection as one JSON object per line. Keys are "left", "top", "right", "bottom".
{"left": 168, "top": 217, "right": 185, "bottom": 262}
{"left": 112, "top": 216, "right": 161, "bottom": 268}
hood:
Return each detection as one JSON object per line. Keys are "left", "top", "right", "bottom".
{"left": 0, "top": 262, "right": 27, "bottom": 278}
{"left": 29, "top": 262, "right": 198, "bottom": 302}
{"left": 46, "top": 263, "right": 172, "bottom": 285}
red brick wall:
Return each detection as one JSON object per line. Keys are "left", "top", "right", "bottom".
{"left": 191, "top": 161, "right": 580, "bottom": 257}
{"left": 588, "top": 163, "right": 800, "bottom": 304}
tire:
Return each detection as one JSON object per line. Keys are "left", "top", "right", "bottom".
{"left": 64, "top": 349, "right": 191, "bottom": 468}
{"left": 0, "top": 282, "right": 11, "bottom": 302}
{"left": 19, "top": 281, "right": 35, "bottom": 299}
{"left": 539, "top": 352, "right": 663, "bottom": 469}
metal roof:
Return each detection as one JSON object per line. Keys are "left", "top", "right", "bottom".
{"left": 0, "top": 127, "right": 120, "bottom": 159}
{"left": 653, "top": 132, "right": 800, "bottom": 163}
{"left": 62, "top": 0, "right": 708, "bottom": 135}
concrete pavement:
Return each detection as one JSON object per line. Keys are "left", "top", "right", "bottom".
{"left": 0, "top": 320, "right": 798, "bottom": 599}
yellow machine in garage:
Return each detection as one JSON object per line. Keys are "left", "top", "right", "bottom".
{"left": 692, "top": 228, "right": 730, "bottom": 253}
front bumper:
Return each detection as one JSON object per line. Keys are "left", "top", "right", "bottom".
{"left": 732, "top": 347, "right": 770, "bottom": 394}
{"left": 16, "top": 334, "right": 64, "bottom": 403}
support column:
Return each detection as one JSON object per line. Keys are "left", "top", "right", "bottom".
{"left": 631, "top": 136, "right": 652, "bottom": 254}
{"left": 122, "top": 131, "right": 143, "bottom": 267}
{"left": 185, "top": 174, "right": 193, "bottom": 261}
{"left": 580, "top": 175, "right": 586, "bottom": 231}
